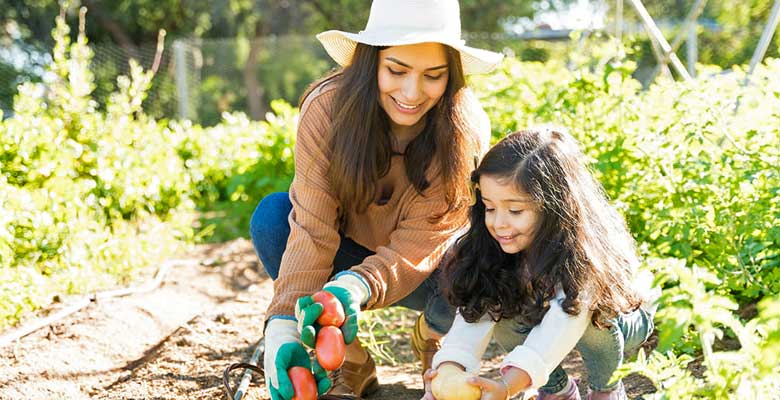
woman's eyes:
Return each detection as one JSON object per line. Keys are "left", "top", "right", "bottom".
{"left": 388, "top": 67, "right": 405, "bottom": 76}
{"left": 387, "top": 67, "right": 444, "bottom": 80}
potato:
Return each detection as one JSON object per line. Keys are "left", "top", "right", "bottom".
{"left": 431, "top": 364, "right": 482, "bottom": 400}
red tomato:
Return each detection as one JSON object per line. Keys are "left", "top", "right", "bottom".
{"left": 288, "top": 366, "right": 317, "bottom": 400}
{"left": 312, "top": 290, "right": 346, "bottom": 327}
{"left": 315, "top": 325, "right": 346, "bottom": 371}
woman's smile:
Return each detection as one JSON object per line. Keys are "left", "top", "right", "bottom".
{"left": 390, "top": 96, "right": 424, "bottom": 113}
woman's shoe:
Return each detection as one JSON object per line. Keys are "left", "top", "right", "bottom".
{"left": 321, "top": 348, "right": 379, "bottom": 399}
{"left": 411, "top": 314, "right": 441, "bottom": 377}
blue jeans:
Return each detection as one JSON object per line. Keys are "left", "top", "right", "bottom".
{"left": 492, "top": 308, "right": 655, "bottom": 393}
{"left": 249, "top": 192, "right": 456, "bottom": 334}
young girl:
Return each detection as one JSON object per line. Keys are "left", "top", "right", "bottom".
{"left": 423, "top": 129, "right": 658, "bottom": 400}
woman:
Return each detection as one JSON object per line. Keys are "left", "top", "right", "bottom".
{"left": 249, "top": 1, "right": 503, "bottom": 399}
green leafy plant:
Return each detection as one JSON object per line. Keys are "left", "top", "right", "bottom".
{"left": 469, "top": 46, "right": 780, "bottom": 397}
{"left": 615, "top": 260, "right": 780, "bottom": 399}
{"left": 0, "top": 9, "right": 297, "bottom": 328}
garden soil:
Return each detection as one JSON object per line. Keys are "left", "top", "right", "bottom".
{"left": 0, "top": 239, "right": 656, "bottom": 399}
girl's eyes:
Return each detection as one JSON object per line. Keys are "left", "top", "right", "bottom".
{"left": 484, "top": 208, "right": 523, "bottom": 215}
{"left": 386, "top": 67, "right": 445, "bottom": 80}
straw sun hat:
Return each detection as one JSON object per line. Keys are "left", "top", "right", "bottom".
{"left": 316, "top": 0, "right": 504, "bottom": 75}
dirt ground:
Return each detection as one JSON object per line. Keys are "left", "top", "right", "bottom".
{"left": 0, "top": 239, "right": 656, "bottom": 399}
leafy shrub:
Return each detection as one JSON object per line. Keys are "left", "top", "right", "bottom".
{"left": 469, "top": 47, "right": 780, "bottom": 398}
{"left": 471, "top": 52, "right": 780, "bottom": 303}
{"left": 0, "top": 11, "right": 296, "bottom": 328}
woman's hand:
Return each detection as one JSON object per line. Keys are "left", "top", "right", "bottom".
{"left": 467, "top": 376, "right": 510, "bottom": 400}
{"left": 263, "top": 319, "right": 331, "bottom": 400}
{"left": 295, "top": 273, "right": 369, "bottom": 348}
{"left": 295, "top": 286, "right": 360, "bottom": 348}
{"left": 421, "top": 368, "right": 439, "bottom": 400}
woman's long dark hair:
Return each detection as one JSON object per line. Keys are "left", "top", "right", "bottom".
{"left": 444, "top": 129, "right": 641, "bottom": 328}
{"left": 300, "top": 43, "right": 475, "bottom": 222}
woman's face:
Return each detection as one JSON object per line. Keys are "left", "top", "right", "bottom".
{"left": 377, "top": 43, "right": 449, "bottom": 133}
{"left": 479, "top": 175, "right": 542, "bottom": 254}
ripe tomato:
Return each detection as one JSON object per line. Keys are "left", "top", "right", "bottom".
{"left": 312, "top": 290, "right": 346, "bottom": 327}
{"left": 287, "top": 366, "right": 317, "bottom": 400}
{"left": 315, "top": 325, "right": 346, "bottom": 371}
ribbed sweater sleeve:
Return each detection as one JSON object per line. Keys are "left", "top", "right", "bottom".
{"left": 266, "top": 86, "right": 340, "bottom": 318}
{"left": 353, "top": 180, "right": 468, "bottom": 309}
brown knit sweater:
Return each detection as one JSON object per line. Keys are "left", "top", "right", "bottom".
{"left": 266, "top": 81, "right": 491, "bottom": 318}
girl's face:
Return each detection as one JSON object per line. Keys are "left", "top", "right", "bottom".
{"left": 479, "top": 175, "right": 542, "bottom": 254}
{"left": 377, "top": 43, "right": 449, "bottom": 134}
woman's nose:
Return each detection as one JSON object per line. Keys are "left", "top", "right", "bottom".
{"left": 401, "top": 76, "right": 422, "bottom": 102}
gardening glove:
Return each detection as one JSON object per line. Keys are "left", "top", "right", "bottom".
{"left": 263, "top": 318, "right": 331, "bottom": 400}
{"left": 295, "top": 271, "right": 370, "bottom": 348}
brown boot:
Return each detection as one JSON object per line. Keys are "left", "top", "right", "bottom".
{"left": 411, "top": 314, "right": 441, "bottom": 377}
{"left": 321, "top": 340, "right": 379, "bottom": 399}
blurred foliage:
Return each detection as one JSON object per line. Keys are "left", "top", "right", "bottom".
{"left": 621, "top": 0, "right": 780, "bottom": 81}
{"left": 0, "top": 11, "right": 296, "bottom": 327}
{"left": 471, "top": 37, "right": 780, "bottom": 303}
{"left": 0, "top": 0, "right": 555, "bottom": 123}
{"left": 5, "top": 1, "right": 775, "bottom": 123}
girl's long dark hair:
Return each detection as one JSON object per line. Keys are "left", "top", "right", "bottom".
{"left": 444, "top": 129, "right": 641, "bottom": 328}
{"left": 300, "top": 43, "right": 475, "bottom": 222}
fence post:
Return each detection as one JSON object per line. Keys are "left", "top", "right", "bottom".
{"left": 745, "top": 0, "right": 780, "bottom": 84}
{"left": 628, "top": 0, "right": 692, "bottom": 81}
{"left": 173, "top": 39, "right": 189, "bottom": 120}
{"left": 687, "top": 22, "right": 697, "bottom": 78}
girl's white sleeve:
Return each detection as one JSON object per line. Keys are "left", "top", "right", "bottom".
{"left": 500, "top": 288, "right": 592, "bottom": 391}
{"left": 431, "top": 311, "right": 495, "bottom": 374}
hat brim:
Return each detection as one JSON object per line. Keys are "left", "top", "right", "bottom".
{"left": 316, "top": 30, "right": 504, "bottom": 75}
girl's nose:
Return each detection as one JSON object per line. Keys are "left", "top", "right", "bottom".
{"left": 493, "top": 212, "right": 509, "bottom": 229}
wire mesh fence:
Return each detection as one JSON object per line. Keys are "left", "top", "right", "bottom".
{"left": 2, "top": 4, "right": 778, "bottom": 125}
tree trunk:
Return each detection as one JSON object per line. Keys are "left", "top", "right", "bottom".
{"left": 243, "top": 35, "right": 266, "bottom": 120}
{"left": 82, "top": 0, "right": 140, "bottom": 60}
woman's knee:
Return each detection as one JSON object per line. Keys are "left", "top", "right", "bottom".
{"left": 249, "top": 192, "right": 292, "bottom": 279}
{"left": 250, "top": 192, "right": 291, "bottom": 233}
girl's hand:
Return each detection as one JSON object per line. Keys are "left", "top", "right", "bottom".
{"left": 420, "top": 368, "right": 439, "bottom": 399}
{"left": 467, "top": 376, "right": 510, "bottom": 400}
